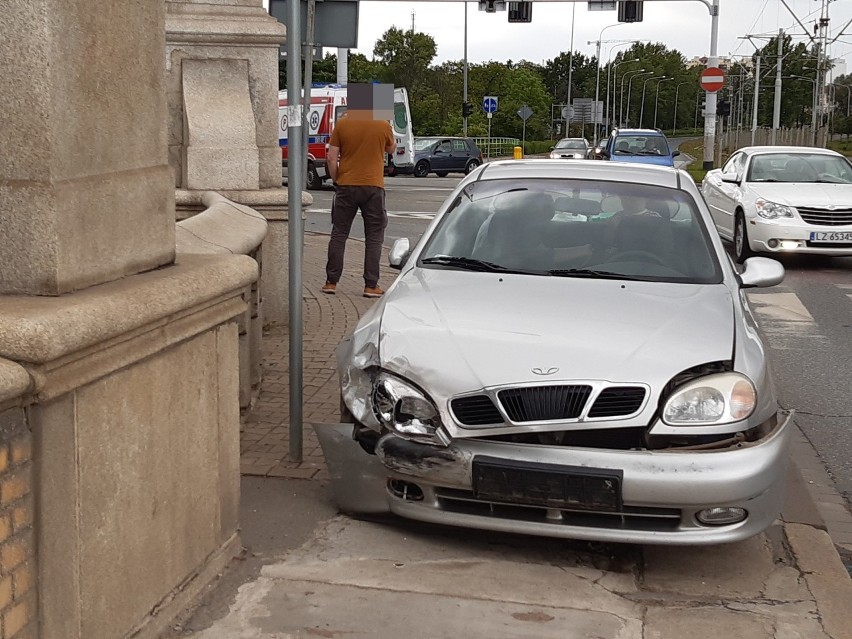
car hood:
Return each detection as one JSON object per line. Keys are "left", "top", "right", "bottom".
{"left": 611, "top": 154, "right": 674, "bottom": 167}
{"left": 750, "top": 182, "right": 852, "bottom": 207}
{"left": 378, "top": 269, "right": 734, "bottom": 399}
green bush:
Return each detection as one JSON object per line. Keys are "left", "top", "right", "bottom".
{"left": 522, "top": 140, "right": 558, "bottom": 155}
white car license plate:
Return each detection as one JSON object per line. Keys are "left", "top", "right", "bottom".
{"left": 810, "top": 231, "right": 852, "bottom": 242}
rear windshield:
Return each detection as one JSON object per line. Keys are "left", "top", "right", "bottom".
{"left": 420, "top": 179, "right": 722, "bottom": 284}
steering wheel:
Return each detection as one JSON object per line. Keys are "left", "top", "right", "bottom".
{"left": 606, "top": 250, "right": 670, "bottom": 267}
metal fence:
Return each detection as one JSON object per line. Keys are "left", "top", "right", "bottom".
{"left": 720, "top": 126, "right": 829, "bottom": 156}
{"left": 471, "top": 137, "right": 521, "bottom": 159}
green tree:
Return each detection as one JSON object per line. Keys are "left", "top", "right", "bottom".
{"left": 373, "top": 27, "right": 437, "bottom": 92}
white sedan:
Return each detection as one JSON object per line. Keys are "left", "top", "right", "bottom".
{"left": 702, "top": 146, "right": 852, "bottom": 262}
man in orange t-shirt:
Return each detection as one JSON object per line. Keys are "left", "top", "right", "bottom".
{"left": 323, "top": 109, "right": 396, "bottom": 298}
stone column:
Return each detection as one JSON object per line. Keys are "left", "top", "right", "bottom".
{"left": 165, "top": 0, "right": 300, "bottom": 327}
{"left": 1, "top": 0, "right": 176, "bottom": 296}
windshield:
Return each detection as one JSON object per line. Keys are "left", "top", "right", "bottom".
{"left": 419, "top": 179, "right": 722, "bottom": 284}
{"left": 748, "top": 153, "right": 852, "bottom": 184}
{"left": 393, "top": 102, "right": 408, "bottom": 133}
{"left": 414, "top": 138, "right": 438, "bottom": 151}
{"left": 555, "top": 139, "right": 587, "bottom": 150}
{"left": 613, "top": 135, "right": 670, "bottom": 156}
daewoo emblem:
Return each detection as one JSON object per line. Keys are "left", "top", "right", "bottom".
{"left": 532, "top": 367, "right": 559, "bottom": 376}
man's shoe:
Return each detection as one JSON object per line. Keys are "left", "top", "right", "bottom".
{"left": 363, "top": 286, "right": 384, "bottom": 298}
{"left": 321, "top": 282, "right": 337, "bottom": 295}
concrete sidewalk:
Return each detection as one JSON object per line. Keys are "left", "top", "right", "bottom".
{"left": 200, "top": 231, "right": 852, "bottom": 639}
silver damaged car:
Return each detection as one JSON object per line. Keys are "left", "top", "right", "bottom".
{"left": 317, "top": 159, "right": 793, "bottom": 546}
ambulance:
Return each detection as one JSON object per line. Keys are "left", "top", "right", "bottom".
{"left": 279, "top": 84, "right": 415, "bottom": 189}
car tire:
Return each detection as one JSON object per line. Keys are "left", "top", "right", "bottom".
{"left": 306, "top": 162, "right": 322, "bottom": 190}
{"left": 435, "top": 171, "right": 449, "bottom": 177}
{"left": 734, "top": 211, "right": 755, "bottom": 263}
{"left": 414, "top": 161, "right": 430, "bottom": 178}
{"left": 465, "top": 159, "right": 481, "bottom": 174}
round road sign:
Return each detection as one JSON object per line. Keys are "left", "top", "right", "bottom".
{"left": 700, "top": 67, "right": 725, "bottom": 93}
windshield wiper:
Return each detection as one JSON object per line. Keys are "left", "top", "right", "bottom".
{"left": 637, "top": 150, "right": 663, "bottom": 155}
{"left": 614, "top": 150, "right": 636, "bottom": 155}
{"left": 548, "top": 268, "right": 647, "bottom": 281}
{"left": 421, "top": 256, "right": 514, "bottom": 272}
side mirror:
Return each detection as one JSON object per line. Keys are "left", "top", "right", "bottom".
{"left": 388, "top": 238, "right": 411, "bottom": 270}
{"left": 740, "top": 257, "right": 784, "bottom": 288}
{"left": 672, "top": 150, "right": 681, "bottom": 157}
{"left": 721, "top": 172, "right": 740, "bottom": 184}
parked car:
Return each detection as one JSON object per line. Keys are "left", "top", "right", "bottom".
{"left": 317, "top": 159, "right": 792, "bottom": 546}
{"left": 597, "top": 128, "right": 680, "bottom": 167}
{"left": 411, "top": 137, "right": 483, "bottom": 177}
{"left": 701, "top": 146, "right": 852, "bottom": 262}
{"left": 550, "top": 137, "right": 592, "bottom": 159}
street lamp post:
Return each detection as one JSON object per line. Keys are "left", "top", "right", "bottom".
{"left": 832, "top": 83, "right": 851, "bottom": 117}
{"left": 604, "top": 46, "right": 634, "bottom": 133}
{"left": 622, "top": 69, "right": 647, "bottom": 127}
{"left": 671, "top": 81, "right": 689, "bottom": 135}
{"left": 653, "top": 77, "right": 674, "bottom": 129}
{"left": 610, "top": 57, "right": 639, "bottom": 131}
{"left": 639, "top": 75, "right": 663, "bottom": 128}
{"left": 790, "top": 74, "right": 818, "bottom": 144}
{"left": 592, "top": 23, "right": 622, "bottom": 145}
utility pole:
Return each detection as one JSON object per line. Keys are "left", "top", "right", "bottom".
{"left": 411, "top": 10, "right": 415, "bottom": 32}
{"left": 336, "top": 49, "right": 348, "bottom": 84}
{"left": 463, "top": 2, "right": 469, "bottom": 136}
{"left": 701, "top": 0, "right": 720, "bottom": 169}
{"left": 566, "top": 3, "right": 576, "bottom": 134}
{"left": 751, "top": 55, "right": 760, "bottom": 145}
{"left": 772, "top": 29, "right": 783, "bottom": 144}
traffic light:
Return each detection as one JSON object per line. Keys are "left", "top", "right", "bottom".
{"left": 617, "top": 1, "right": 643, "bottom": 22}
{"left": 508, "top": 1, "right": 532, "bottom": 22}
{"left": 462, "top": 102, "right": 474, "bottom": 118}
{"left": 718, "top": 100, "right": 731, "bottom": 117}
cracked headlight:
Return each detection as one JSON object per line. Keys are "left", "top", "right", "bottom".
{"left": 372, "top": 372, "right": 442, "bottom": 443}
{"left": 755, "top": 199, "right": 794, "bottom": 219}
{"left": 662, "top": 373, "right": 756, "bottom": 425}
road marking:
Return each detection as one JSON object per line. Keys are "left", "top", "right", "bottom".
{"left": 746, "top": 290, "right": 827, "bottom": 348}
{"left": 308, "top": 208, "right": 435, "bottom": 219}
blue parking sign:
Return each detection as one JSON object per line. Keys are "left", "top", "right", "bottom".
{"left": 483, "top": 96, "right": 498, "bottom": 114}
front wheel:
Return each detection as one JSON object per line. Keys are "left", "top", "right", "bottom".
{"left": 414, "top": 161, "right": 430, "bottom": 178}
{"left": 734, "top": 212, "right": 755, "bottom": 263}
{"left": 306, "top": 163, "right": 322, "bottom": 190}
{"left": 465, "top": 159, "right": 481, "bottom": 174}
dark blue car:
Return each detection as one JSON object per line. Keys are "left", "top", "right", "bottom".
{"left": 411, "top": 137, "right": 483, "bottom": 177}
{"left": 597, "top": 128, "right": 680, "bottom": 168}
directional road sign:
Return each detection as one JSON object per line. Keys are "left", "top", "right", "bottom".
{"left": 700, "top": 67, "right": 725, "bottom": 93}
{"left": 517, "top": 105, "right": 534, "bottom": 121}
{"left": 483, "top": 96, "right": 498, "bottom": 114}
{"left": 561, "top": 105, "right": 574, "bottom": 120}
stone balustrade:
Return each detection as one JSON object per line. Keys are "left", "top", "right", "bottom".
{"left": 176, "top": 192, "right": 268, "bottom": 410}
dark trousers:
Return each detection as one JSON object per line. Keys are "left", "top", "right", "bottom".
{"left": 326, "top": 185, "right": 387, "bottom": 288}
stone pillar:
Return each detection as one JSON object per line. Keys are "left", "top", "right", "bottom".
{"left": 165, "top": 0, "right": 299, "bottom": 327}
{"left": 0, "top": 0, "right": 176, "bottom": 296}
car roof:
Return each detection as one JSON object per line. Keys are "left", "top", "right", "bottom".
{"left": 471, "top": 159, "right": 683, "bottom": 188}
{"left": 736, "top": 146, "right": 842, "bottom": 157}
{"left": 614, "top": 129, "right": 666, "bottom": 136}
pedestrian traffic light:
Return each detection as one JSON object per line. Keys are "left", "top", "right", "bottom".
{"left": 462, "top": 102, "right": 474, "bottom": 118}
{"left": 508, "top": 1, "right": 532, "bottom": 22}
{"left": 617, "top": 1, "right": 643, "bottom": 22}
{"left": 718, "top": 100, "right": 731, "bottom": 117}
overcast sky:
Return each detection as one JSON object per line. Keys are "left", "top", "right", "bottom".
{"left": 341, "top": 0, "right": 852, "bottom": 75}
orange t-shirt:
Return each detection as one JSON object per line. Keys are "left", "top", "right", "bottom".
{"left": 329, "top": 117, "right": 395, "bottom": 188}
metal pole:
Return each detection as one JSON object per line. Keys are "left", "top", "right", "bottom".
{"left": 566, "top": 2, "right": 575, "bottom": 132}
{"left": 286, "top": 0, "right": 304, "bottom": 463}
{"left": 627, "top": 73, "right": 646, "bottom": 127}
{"left": 463, "top": 2, "right": 469, "bottom": 136}
{"left": 702, "top": 0, "right": 719, "bottom": 169}
{"left": 337, "top": 48, "right": 348, "bottom": 84}
{"left": 640, "top": 76, "right": 658, "bottom": 129}
{"left": 654, "top": 78, "right": 672, "bottom": 129}
{"left": 672, "top": 82, "right": 687, "bottom": 136}
{"left": 772, "top": 29, "right": 783, "bottom": 144}
{"left": 302, "top": 0, "right": 316, "bottom": 190}
{"left": 751, "top": 55, "right": 760, "bottom": 145}
{"left": 621, "top": 69, "right": 643, "bottom": 127}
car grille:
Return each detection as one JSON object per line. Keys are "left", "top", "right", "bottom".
{"left": 588, "top": 387, "right": 646, "bottom": 418}
{"left": 798, "top": 207, "right": 852, "bottom": 226}
{"left": 451, "top": 396, "right": 503, "bottom": 426}
{"left": 435, "top": 488, "right": 681, "bottom": 531}
{"left": 497, "top": 385, "right": 592, "bottom": 422}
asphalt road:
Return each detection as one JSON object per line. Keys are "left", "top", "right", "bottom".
{"left": 305, "top": 172, "right": 852, "bottom": 507}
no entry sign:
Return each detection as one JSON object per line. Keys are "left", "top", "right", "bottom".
{"left": 700, "top": 67, "right": 725, "bottom": 92}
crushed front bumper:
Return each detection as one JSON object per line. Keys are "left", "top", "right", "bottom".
{"left": 314, "top": 411, "right": 793, "bottom": 545}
